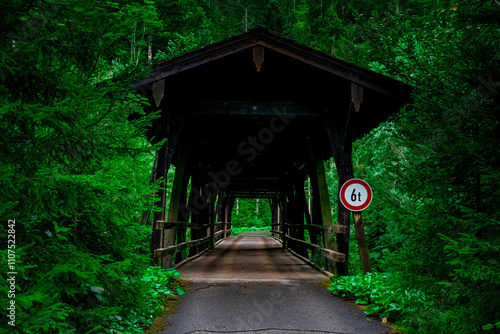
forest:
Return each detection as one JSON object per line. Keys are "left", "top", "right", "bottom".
{"left": 1, "top": 0, "right": 499, "bottom": 333}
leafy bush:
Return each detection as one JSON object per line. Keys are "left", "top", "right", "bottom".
{"left": 330, "top": 268, "right": 500, "bottom": 334}
{"left": 99, "top": 267, "right": 185, "bottom": 334}
{"left": 329, "top": 272, "right": 430, "bottom": 323}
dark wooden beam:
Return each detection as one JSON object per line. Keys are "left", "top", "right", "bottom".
{"left": 313, "top": 150, "right": 338, "bottom": 275}
{"left": 162, "top": 140, "right": 189, "bottom": 268}
{"left": 227, "top": 196, "right": 235, "bottom": 237}
{"left": 208, "top": 188, "right": 215, "bottom": 249}
{"left": 222, "top": 194, "right": 230, "bottom": 238}
{"left": 215, "top": 190, "right": 225, "bottom": 225}
{"left": 151, "top": 112, "right": 185, "bottom": 263}
{"left": 175, "top": 159, "right": 191, "bottom": 264}
{"left": 301, "top": 172, "right": 319, "bottom": 247}
{"left": 326, "top": 118, "right": 353, "bottom": 276}
{"left": 191, "top": 101, "right": 323, "bottom": 116}
{"left": 279, "top": 190, "right": 287, "bottom": 249}
{"left": 188, "top": 171, "right": 203, "bottom": 257}
{"left": 293, "top": 175, "right": 309, "bottom": 258}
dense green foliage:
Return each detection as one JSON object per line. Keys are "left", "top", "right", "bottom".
{"left": 1, "top": 0, "right": 499, "bottom": 333}
{"left": 329, "top": 272, "right": 429, "bottom": 326}
{"left": 231, "top": 226, "right": 271, "bottom": 235}
{"left": 0, "top": 0, "right": 182, "bottom": 333}
{"left": 322, "top": 1, "right": 500, "bottom": 333}
{"left": 231, "top": 198, "right": 272, "bottom": 229}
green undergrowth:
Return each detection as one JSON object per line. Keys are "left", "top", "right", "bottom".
{"left": 329, "top": 272, "right": 428, "bottom": 327}
{"left": 231, "top": 226, "right": 271, "bottom": 235}
{"left": 102, "top": 267, "right": 185, "bottom": 334}
{"left": 329, "top": 272, "right": 500, "bottom": 333}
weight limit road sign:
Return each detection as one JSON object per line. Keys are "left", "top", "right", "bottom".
{"left": 340, "top": 179, "right": 373, "bottom": 211}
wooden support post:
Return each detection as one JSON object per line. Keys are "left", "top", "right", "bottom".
{"left": 276, "top": 197, "right": 282, "bottom": 241}
{"left": 294, "top": 175, "right": 309, "bottom": 258}
{"left": 301, "top": 173, "right": 319, "bottom": 246}
{"left": 314, "top": 153, "right": 338, "bottom": 275}
{"left": 188, "top": 172, "right": 203, "bottom": 257}
{"left": 175, "top": 165, "right": 191, "bottom": 264}
{"left": 310, "top": 167, "right": 322, "bottom": 232}
{"left": 285, "top": 188, "right": 296, "bottom": 252}
{"left": 150, "top": 114, "right": 184, "bottom": 265}
{"left": 218, "top": 191, "right": 230, "bottom": 240}
{"left": 309, "top": 157, "right": 327, "bottom": 256}
{"left": 353, "top": 212, "right": 372, "bottom": 274}
{"left": 286, "top": 187, "right": 295, "bottom": 252}
{"left": 209, "top": 192, "right": 215, "bottom": 249}
{"left": 199, "top": 189, "right": 210, "bottom": 246}
{"left": 326, "top": 118, "right": 353, "bottom": 276}
{"left": 279, "top": 192, "right": 287, "bottom": 249}
{"left": 215, "top": 190, "right": 224, "bottom": 224}
{"left": 151, "top": 143, "right": 168, "bottom": 265}
{"left": 270, "top": 196, "right": 277, "bottom": 235}
{"left": 222, "top": 195, "right": 231, "bottom": 239}
{"left": 138, "top": 159, "right": 157, "bottom": 231}
{"left": 189, "top": 169, "right": 214, "bottom": 256}
{"left": 162, "top": 142, "right": 188, "bottom": 268}
{"left": 335, "top": 146, "right": 353, "bottom": 276}
{"left": 302, "top": 190, "right": 312, "bottom": 225}
{"left": 227, "top": 197, "right": 235, "bottom": 237}
{"left": 301, "top": 176, "right": 320, "bottom": 261}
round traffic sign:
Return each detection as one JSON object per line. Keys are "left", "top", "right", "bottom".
{"left": 339, "top": 179, "right": 373, "bottom": 211}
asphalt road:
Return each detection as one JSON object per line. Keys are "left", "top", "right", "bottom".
{"left": 162, "top": 232, "right": 393, "bottom": 334}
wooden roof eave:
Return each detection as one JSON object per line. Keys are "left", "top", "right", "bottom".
{"left": 133, "top": 27, "right": 413, "bottom": 104}
{"left": 132, "top": 33, "right": 263, "bottom": 89}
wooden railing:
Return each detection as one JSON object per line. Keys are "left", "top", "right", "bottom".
{"left": 153, "top": 217, "right": 344, "bottom": 273}
{"left": 153, "top": 221, "right": 232, "bottom": 265}
{"left": 271, "top": 223, "right": 346, "bottom": 268}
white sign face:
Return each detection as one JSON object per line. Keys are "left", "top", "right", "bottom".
{"left": 339, "top": 179, "right": 373, "bottom": 211}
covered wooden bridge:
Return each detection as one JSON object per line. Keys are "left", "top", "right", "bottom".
{"left": 134, "top": 27, "right": 412, "bottom": 276}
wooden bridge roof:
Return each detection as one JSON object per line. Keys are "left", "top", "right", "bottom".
{"left": 134, "top": 27, "right": 412, "bottom": 198}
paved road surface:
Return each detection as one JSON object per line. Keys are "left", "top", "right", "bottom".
{"left": 162, "top": 232, "right": 393, "bottom": 334}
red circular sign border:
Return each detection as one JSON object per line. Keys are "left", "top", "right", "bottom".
{"left": 339, "top": 179, "right": 373, "bottom": 211}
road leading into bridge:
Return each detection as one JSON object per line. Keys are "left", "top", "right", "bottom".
{"left": 162, "top": 231, "right": 394, "bottom": 334}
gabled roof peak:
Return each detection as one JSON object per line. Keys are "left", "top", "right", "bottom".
{"left": 135, "top": 27, "right": 412, "bottom": 103}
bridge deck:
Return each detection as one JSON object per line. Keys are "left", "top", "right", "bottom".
{"left": 177, "top": 231, "right": 328, "bottom": 283}
{"left": 164, "top": 232, "right": 393, "bottom": 334}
